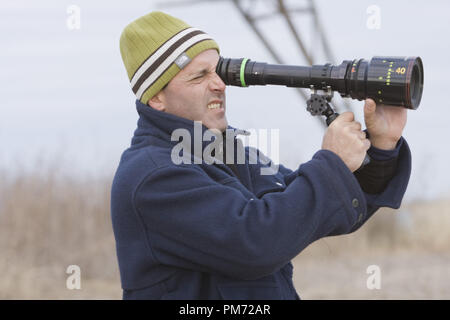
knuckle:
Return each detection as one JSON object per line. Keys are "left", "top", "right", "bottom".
{"left": 340, "top": 112, "right": 353, "bottom": 121}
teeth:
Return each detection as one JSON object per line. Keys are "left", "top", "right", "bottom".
{"left": 207, "top": 103, "right": 221, "bottom": 109}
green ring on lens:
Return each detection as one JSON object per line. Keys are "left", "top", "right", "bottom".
{"left": 240, "top": 58, "right": 249, "bottom": 87}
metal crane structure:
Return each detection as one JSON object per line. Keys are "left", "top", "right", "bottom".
{"left": 158, "top": 0, "right": 354, "bottom": 127}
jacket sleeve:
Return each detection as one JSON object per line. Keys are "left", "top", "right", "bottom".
{"left": 354, "top": 129, "right": 402, "bottom": 194}
{"left": 133, "top": 149, "right": 368, "bottom": 280}
{"left": 267, "top": 137, "right": 411, "bottom": 234}
{"left": 349, "top": 136, "right": 412, "bottom": 232}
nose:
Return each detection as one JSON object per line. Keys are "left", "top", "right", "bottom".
{"left": 209, "top": 72, "right": 226, "bottom": 93}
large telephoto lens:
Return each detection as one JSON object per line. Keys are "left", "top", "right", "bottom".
{"left": 216, "top": 56, "right": 424, "bottom": 110}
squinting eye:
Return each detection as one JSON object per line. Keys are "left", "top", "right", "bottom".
{"left": 191, "top": 71, "right": 211, "bottom": 80}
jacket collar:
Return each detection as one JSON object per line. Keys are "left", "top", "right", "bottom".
{"left": 132, "top": 100, "right": 250, "bottom": 158}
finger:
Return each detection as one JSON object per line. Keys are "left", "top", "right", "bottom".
{"left": 347, "top": 121, "right": 362, "bottom": 131}
{"left": 364, "top": 99, "right": 377, "bottom": 125}
{"left": 365, "top": 98, "right": 376, "bottom": 111}
{"left": 336, "top": 111, "right": 354, "bottom": 123}
{"left": 363, "top": 138, "right": 371, "bottom": 150}
{"left": 349, "top": 128, "right": 366, "bottom": 140}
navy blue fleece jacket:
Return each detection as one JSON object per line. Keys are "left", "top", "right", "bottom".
{"left": 110, "top": 100, "right": 411, "bottom": 299}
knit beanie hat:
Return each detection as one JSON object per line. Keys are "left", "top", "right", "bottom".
{"left": 120, "top": 11, "right": 220, "bottom": 105}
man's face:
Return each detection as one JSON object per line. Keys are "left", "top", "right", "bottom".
{"left": 154, "top": 49, "right": 228, "bottom": 132}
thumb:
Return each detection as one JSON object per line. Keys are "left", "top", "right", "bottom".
{"left": 364, "top": 98, "right": 376, "bottom": 125}
{"left": 336, "top": 111, "right": 354, "bottom": 123}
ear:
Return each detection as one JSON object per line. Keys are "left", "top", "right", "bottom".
{"left": 148, "top": 90, "right": 166, "bottom": 111}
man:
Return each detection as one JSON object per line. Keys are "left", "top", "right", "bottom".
{"left": 111, "top": 11, "right": 411, "bottom": 299}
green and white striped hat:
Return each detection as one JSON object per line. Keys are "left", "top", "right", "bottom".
{"left": 120, "top": 11, "right": 220, "bottom": 105}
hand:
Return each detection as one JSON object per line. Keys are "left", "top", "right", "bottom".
{"left": 364, "top": 99, "right": 407, "bottom": 150}
{"left": 322, "top": 112, "right": 371, "bottom": 172}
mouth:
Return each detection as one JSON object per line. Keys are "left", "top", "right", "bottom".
{"left": 207, "top": 100, "right": 224, "bottom": 110}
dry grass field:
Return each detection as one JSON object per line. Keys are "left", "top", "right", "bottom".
{"left": 292, "top": 199, "right": 450, "bottom": 299}
{"left": 0, "top": 164, "right": 449, "bottom": 299}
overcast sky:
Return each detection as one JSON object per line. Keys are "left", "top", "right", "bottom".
{"left": 1, "top": 0, "right": 449, "bottom": 202}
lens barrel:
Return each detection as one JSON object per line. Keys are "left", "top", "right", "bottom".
{"left": 216, "top": 56, "right": 424, "bottom": 109}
